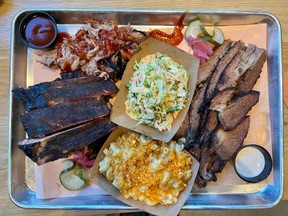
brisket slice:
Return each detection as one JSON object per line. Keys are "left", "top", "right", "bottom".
{"left": 209, "top": 88, "right": 236, "bottom": 112}
{"left": 200, "top": 110, "right": 219, "bottom": 150}
{"left": 237, "top": 46, "right": 267, "bottom": 92}
{"left": 13, "top": 76, "right": 118, "bottom": 111}
{"left": 20, "top": 98, "right": 110, "bottom": 138}
{"left": 184, "top": 83, "right": 208, "bottom": 159}
{"left": 185, "top": 42, "right": 244, "bottom": 157}
{"left": 199, "top": 116, "right": 250, "bottom": 184}
{"left": 217, "top": 52, "right": 243, "bottom": 91}
{"left": 186, "top": 83, "right": 208, "bottom": 141}
{"left": 217, "top": 91, "right": 259, "bottom": 131}
{"left": 205, "top": 41, "right": 245, "bottom": 100}
{"left": 218, "top": 44, "right": 255, "bottom": 91}
{"left": 18, "top": 117, "right": 116, "bottom": 165}
{"left": 196, "top": 40, "right": 232, "bottom": 86}
{"left": 197, "top": 111, "right": 219, "bottom": 180}
{"left": 208, "top": 116, "right": 250, "bottom": 181}
{"left": 215, "top": 117, "right": 250, "bottom": 161}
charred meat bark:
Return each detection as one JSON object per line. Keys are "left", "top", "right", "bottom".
{"left": 198, "top": 116, "right": 250, "bottom": 184}
{"left": 200, "top": 110, "right": 219, "bottom": 149}
{"left": 205, "top": 41, "right": 245, "bottom": 100}
{"left": 196, "top": 40, "right": 232, "bottom": 86}
{"left": 100, "top": 41, "right": 143, "bottom": 81}
{"left": 18, "top": 117, "right": 116, "bottom": 165}
{"left": 60, "top": 69, "right": 84, "bottom": 80}
{"left": 184, "top": 83, "right": 208, "bottom": 159}
{"left": 13, "top": 76, "right": 118, "bottom": 111}
{"left": 215, "top": 117, "right": 250, "bottom": 161}
{"left": 20, "top": 98, "right": 110, "bottom": 138}
{"left": 208, "top": 116, "right": 250, "bottom": 180}
{"left": 186, "top": 83, "right": 208, "bottom": 142}
{"left": 197, "top": 110, "right": 219, "bottom": 180}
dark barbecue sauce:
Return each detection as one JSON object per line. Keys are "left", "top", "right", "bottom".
{"left": 24, "top": 15, "right": 56, "bottom": 47}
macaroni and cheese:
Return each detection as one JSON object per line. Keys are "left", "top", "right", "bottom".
{"left": 99, "top": 131, "right": 193, "bottom": 206}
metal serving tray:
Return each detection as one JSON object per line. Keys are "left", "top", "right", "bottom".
{"left": 8, "top": 8, "right": 283, "bottom": 210}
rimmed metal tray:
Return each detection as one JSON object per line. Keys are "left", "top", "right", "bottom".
{"left": 8, "top": 8, "right": 283, "bottom": 210}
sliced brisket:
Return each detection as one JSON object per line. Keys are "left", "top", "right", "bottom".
{"left": 196, "top": 40, "right": 231, "bottom": 86}
{"left": 186, "top": 83, "right": 208, "bottom": 141}
{"left": 217, "top": 91, "right": 259, "bottom": 131}
{"left": 199, "top": 116, "right": 250, "bottom": 184}
{"left": 184, "top": 83, "right": 208, "bottom": 159}
{"left": 209, "top": 88, "right": 236, "bottom": 112}
{"left": 200, "top": 110, "right": 219, "bottom": 148}
{"left": 218, "top": 44, "right": 267, "bottom": 92}
{"left": 18, "top": 117, "right": 116, "bottom": 165}
{"left": 182, "top": 39, "right": 267, "bottom": 188}
{"left": 237, "top": 46, "right": 267, "bottom": 92}
{"left": 205, "top": 41, "right": 245, "bottom": 100}
{"left": 197, "top": 110, "right": 219, "bottom": 180}
{"left": 214, "top": 116, "right": 250, "bottom": 162}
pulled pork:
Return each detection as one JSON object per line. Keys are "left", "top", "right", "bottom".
{"left": 41, "top": 19, "right": 147, "bottom": 81}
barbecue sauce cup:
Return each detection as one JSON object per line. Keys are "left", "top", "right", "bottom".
{"left": 19, "top": 11, "right": 58, "bottom": 50}
{"left": 234, "top": 144, "right": 272, "bottom": 183}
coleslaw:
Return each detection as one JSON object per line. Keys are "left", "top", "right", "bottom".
{"left": 125, "top": 52, "right": 189, "bottom": 131}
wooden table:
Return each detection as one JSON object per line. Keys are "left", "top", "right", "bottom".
{"left": 0, "top": 0, "right": 287, "bottom": 215}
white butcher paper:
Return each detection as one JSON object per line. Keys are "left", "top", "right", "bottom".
{"left": 29, "top": 23, "right": 271, "bottom": 199}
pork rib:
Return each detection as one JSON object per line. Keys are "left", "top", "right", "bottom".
{"left": 60, "top": 69, "right": 83, "bottom": 79}
{"left": 13, "top": 76, "right": 118, "bottom": 111}
{"left": 18, "top": 117, "right": 116, "bottom": 165}
{"left": 20, "top": 98, "right": 110, "bottom": 138}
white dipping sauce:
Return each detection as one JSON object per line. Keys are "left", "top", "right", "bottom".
{"left": 235, "top": 147, "right": 265, "bottom": 178}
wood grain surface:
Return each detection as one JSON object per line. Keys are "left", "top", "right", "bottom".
{"left": 0, "top": 0, "right": 287, "bottom": 215}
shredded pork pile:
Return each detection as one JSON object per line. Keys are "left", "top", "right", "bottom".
{"left": 41, "top": 19, "right": 147, "bottom": 81}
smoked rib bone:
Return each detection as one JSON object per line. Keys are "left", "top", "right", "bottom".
{"left": 13, "top": 76, "right": 118, "bottom": 111}
{"left": 14, "top": 72, "right": 119, "bottom": 165}
{"left": 18, "top": 117, "right": 116, "bottom": 165}
{"left": 20, "top": 97, "right": 110, "bottom": 138}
